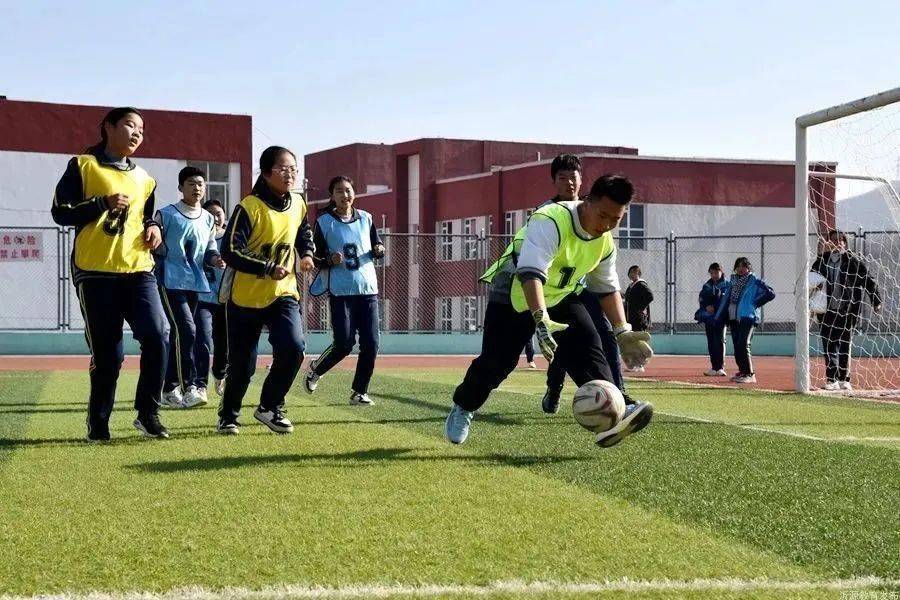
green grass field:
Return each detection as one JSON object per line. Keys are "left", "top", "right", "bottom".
{"left": 0, "top": 366, "right": 898, "bottom": 599}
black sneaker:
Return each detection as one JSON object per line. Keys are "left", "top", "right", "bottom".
{"left": 595, "top": 401, "right": 654, "bottom": 448}
{"left": 623, "top": 394, "right": 637, "bottom": 407}
{"left": 85, "top": 420, "right": 111, "bottom": 443}
{"left": 216, "top": 419, "right": 240, "bottom": 435}
{"left": 541, "top": 385, "right": 563, "bottom": 414}
{"left": 133, "top": 413, "right": 169, "bottom": 439}
{"left": 254, "top": 406, "right": 294, "bottom": 434}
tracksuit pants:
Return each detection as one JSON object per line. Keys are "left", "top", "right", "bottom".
{"left": 76, "top": 272, "right": 169, "bottom": 431}
{"left": 311, "top": 294, "right": 380, "bottom": 394}
{"left": 705, "top": 320, "right": 727, "bottom": 371}
{"left": 218, "top": 297, "right": 305, "bottom": 422}
{"left": 729, "top": 319, "right": 755, "bottom": 376}
{"left": 194, "top": 302, "right": 227, "bottom": 389}
{"left": 160, "top": 288, "right": 199, "bottom": 392}
{"left": 453, "top": 295, "right": 613, "bottom": 412}
{"left": 820, "top": 310, "right": 857, "bottom": 383}
{"left": 546, "top": 291, "right": 625, "bottom": 392}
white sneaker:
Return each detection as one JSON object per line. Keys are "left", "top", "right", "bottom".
{"left": 304, "top": 369, "right": 320, "bottom": 394}
{"left": 528, "top": 361, "right": 537, "bottom": 369}
{"left": 181, "top": 385, "right": 207, "bottom": 408}
{"left": 823, "top": 381, "right": 841, "bottom": 391}
{"left": 632, "top": 366, "right": 645, "bottom": 373}
{"left": 350, "top": 391, "right": 374, "bottom": 406}
{"left": 214, "top": 377, "right": 226, "bottom": 397}
{"left": 704, "top": 368, "right": 727, "bottom": 377}
{"left": 734, "top": 374, "right": 757, "bottom": 384}
{"left": 161, "top": 388, "right": 184, "bottom": 409}
{"left": 839, "top": 381, "right": 853, "bottom": 391}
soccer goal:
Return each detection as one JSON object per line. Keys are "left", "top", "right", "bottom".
{"left": 795, "top": 86, "right": 900, "bottom": 396}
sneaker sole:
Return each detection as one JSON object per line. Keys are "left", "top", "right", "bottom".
{"left": 182, "top": 399, "right": 208, "bottom": 409}
{"left": 217, "top": 426, "right": 240, "bottom": 435}
{"left": 595, "top": 403, "right": 654, "bottom": 448}
{"left": 349, "top": 399, "right": 374, "bottom": 406}
{"left": 253, "top": 412, "right": 294, "bottom": 434}
{"left": 133, "top": 419, "right": 169, "bottom": 439}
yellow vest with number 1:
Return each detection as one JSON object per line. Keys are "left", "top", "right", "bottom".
{"left": 482, "top": 202, "right": 614, "bottom": 313}
{"left": 229, "top": 192, "right": 306, "bottom": 309}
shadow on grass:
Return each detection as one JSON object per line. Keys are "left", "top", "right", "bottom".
{"left": 373, "top": 392, "right": 522, "bottom": 426}
{"left": 127, "top": 446, "right": 586, "bottom": 473}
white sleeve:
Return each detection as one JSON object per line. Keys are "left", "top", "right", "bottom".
{"left": 584, "top": 244, "right": 620, "bottom": 294}
{"left": 515, "top": 216, "right": 560, "bottom": 282}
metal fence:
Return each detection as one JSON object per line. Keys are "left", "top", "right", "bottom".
{"left": 3, "top": 226, "right": 899, "bottom": 334}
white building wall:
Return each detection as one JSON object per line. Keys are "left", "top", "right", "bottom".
{"left": 619, "top": 203, "right": 798, "bottom": 326}
{"left": 0, "top": 150, "right": 238, "bottom": 329}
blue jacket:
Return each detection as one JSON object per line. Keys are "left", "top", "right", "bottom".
{"left": 714, "top": 273, "right": 775, "bottom": 325}
{"left": 695, "top": 277, "right": 728, "bottom": 323}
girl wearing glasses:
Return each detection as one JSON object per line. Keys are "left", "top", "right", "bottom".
{"left": 216, "top": 146, "right": 314, "bottom": 435}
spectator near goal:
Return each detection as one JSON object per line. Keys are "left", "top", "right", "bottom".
{"left": 713, "top": 257, "right": 775, "bottom": 384}
{"left": 810, "top": 230, "right": 882, "bottom": 391}
{"left": 696, "top": 262, "right": 728, "bottom": 377}
{"left": 623, "top": 265, "right": 653, "bottom": 372}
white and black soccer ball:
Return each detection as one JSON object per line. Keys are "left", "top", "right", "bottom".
{"left": 572, "top": 379, "right": 625, "bottom": 432}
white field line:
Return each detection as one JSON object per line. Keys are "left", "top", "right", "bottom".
{"left": 498, "top": 383, "right": 900, "bottom": 445}
{"left": 634, "top": 375, "right": 900, "bottom": 406}
{"left": 2, "top": 577, "right": 897, "bottom": 600}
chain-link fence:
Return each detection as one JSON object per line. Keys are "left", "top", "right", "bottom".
{"left": 0, "top": 226, "right": 67, "bottom": 330}
{"left": 5, "top": 225, "right": 900, "bottom": 335}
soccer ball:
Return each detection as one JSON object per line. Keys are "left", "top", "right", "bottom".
{"left": 572, "top": 379, "right": 626, "bottom": 432}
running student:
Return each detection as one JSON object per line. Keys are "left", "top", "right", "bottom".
{"left": 194, "top": 199, "right": 228, "bottom": 398}
{"left": 447, "top": 174, "right": 654, "bottom": 447}
{"left": 305, "top": 176, "right": 385, "bottom": 405}
{"left": 155, "top": 166, "right": 223, "bottom": 409}
{"left": 51, "top": 107, "right": 170, "bottom": 441}
{"left": 217, "top": 146, "right": 314, "bottom": 435}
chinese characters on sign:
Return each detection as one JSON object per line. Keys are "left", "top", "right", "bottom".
{"left": 0, "top": 230, "right": 43, "bottom": 262}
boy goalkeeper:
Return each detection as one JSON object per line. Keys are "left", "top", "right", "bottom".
{"left": 446, "top": 174, "right": 653, "bottom": 447}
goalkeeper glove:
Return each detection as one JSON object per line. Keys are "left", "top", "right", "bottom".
{"left": 614, "top": 323, "right": 653, "bottom": 369}
{"left": 532, "top": 309, "right": 568, "bottom": 363}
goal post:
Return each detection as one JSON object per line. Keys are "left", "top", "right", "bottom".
{"left": 795, "top": 86, "right": 900, "bottom": 394}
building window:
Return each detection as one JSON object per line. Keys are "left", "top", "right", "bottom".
{"left": 618, "top": 204, "right": 645, "bottom": 250}
{"left": 187, "top": 161, "right": 230, "bottom": 211}
{"left": 504, "top": 211, "right": 516, "bottom": 235}
{"left": 488, "top": 214, "right": 493, "bottom": 234}
{"left": 439, "top": 220, "right": 453, "bottom": 261}
{"left": 463, "top": 217, "right": 478, "bottom": 260}
{"left": 439, "top": 297, "right": 453, "bottom": 332}
{"left": 462, "top": 296, "right": 477, "bottom": 332}
{"left": 525, "top": 208, "right": 535, "bottom": 221}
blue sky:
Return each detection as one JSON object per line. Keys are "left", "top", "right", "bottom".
{"left": 2, "top": 0, "right": 898, "bottom": 172}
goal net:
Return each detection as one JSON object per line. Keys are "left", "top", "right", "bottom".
{"left": 796, "top": 87, "right": 900, "bottom": 397}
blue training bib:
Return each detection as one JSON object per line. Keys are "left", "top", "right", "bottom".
{"left": 157, "top": 204, "right": 215, "bottom": 293}
{"left": 310, "top": 210, "right": 379, "bottom": 297}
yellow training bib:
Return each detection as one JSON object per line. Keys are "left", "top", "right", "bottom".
{"left": 72, "top": 155, "right": 156, "bottom": 274}
{"left": 229, "top": 193, "right": 307, "bottom": 308}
